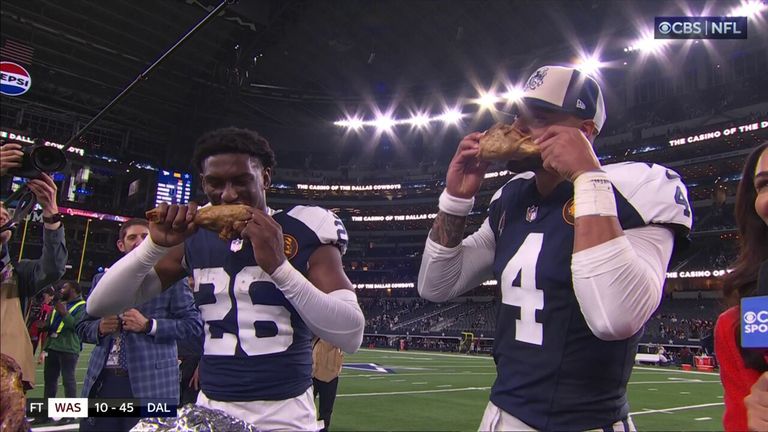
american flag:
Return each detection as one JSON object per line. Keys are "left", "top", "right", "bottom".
{"left": 0, "top": 39, "right": 34, "bottom": 65}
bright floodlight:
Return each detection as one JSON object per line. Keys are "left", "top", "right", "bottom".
{"left": 334, "top": 119, "right": 350, "bottom": 127}
{"left": 373, "top": 115, "right": 396, "bottom": 131}
{"left": 409, "top": 113, "right": 431, "bottom": 128}
{"left": 729, "top": 1, "right": 766, "bottom": 17}
{"left": 576, "top": 56, "right": 603, "bottom": 75}
{"left": 502, "top": 86, "right": 525, "bottom": 103}
{"left": 439, "top": 108, "right": 464, "bottom": 124}
{"left": 626, "top": 36, "right": 668, "bottom": 54}
{"left": 476, "top": 91, "right": 500, "bottom": 110}
{"left": 348, "top": 117, "right": 364, "bottom": 130}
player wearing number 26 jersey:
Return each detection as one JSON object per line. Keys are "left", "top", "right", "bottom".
{"left": 419, "top": 66, "right": 693, "bottom": 431}
{"left": 86, "top": 128, "right": 364, "bottom": 430}
{"left": 184, "top": 205, "right": 347, "bottom": 402}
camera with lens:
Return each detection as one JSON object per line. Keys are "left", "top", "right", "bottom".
{"left": 2, "top": 139, "right": 67, "bottom": 179}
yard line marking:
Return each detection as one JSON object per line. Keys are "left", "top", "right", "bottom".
{"left": 368, "top": 377, "right": 386, "bottom": 380}
{"left": 630, "top": 402, "right": 724, "bottom": 416}
{"left": 629, "top": 380, "right": 719, "bottom": 385}
{"left": 648, "top": 389, "right": 658, "bottom": 391}
{"left": 695, "top": 417, "right": 712, "bottom": 421}
{"left": 392, "top": 379, "right": 406, "bottom": 382}
{"left": 411, "top": 382, "right": 427, "bottom": 385}
{"left": 338, "top": 387, "right": 490, "bottom": 397}
{"left": 437, "top": 384, "right": 452, "bottom": 388}
{"left": 344, "top": 372, "right": 496, "bottom": 378}
{"left": 717, "top": 396, "right": 724, "bottom": 399}
{"left": 680, "top": 391, "right": 691, "bottom": 394}
{"left": 634, "top": 366, "right": 717, "bottom": 376}
{"left": 380, "top": 356, "right": 434, "bottom": 360}
{"left": 358, "top": 349, "right": 492, "bottom": 360}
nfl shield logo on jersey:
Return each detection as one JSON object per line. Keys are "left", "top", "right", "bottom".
{"left": 525, "top": 205, "right": 538, "bottom": 222}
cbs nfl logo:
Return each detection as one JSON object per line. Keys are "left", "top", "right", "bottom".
{"left": 655, "top": 16, "right": 748, "bottom": 39}
{"left": 741, "top": 296, "right": 768, "bottom": 348}
{"left": 0, "top": 61, "right": 32, "bottom": 96}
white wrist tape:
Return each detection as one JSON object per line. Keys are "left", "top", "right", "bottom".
{"left": 438, "top": 190, "right": 475, "bottom": 217}
{"left": 573, "top": 171, "right": 618, "bottom": 218}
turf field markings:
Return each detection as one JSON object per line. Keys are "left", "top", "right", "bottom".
{"left": 411, "top": 382, "right": 428, "bottom": 385}
{"left": 392, "top": 379, "right": 406, "bottom": 382}
{"left": 695, "top": 417, "right": 712, "bottom": 421}
{"left": 358, "top": 349, "right": 492, "bottom": 360}
{"left": 629, "top": 380, "right": 718, "bottom": 384}
{"left": 437, "top": 384, "right": 452, "bottom": 388}
{"left": 368, "top": 377, "right": 386, "bottom": 380}
{"left": 717, "top": 395, "right": 723, "bottom": 398}
{"left": 680, "top": 391, "right": 691, "bottom": 394}
{"left": 343, "top": 372, "right": 496, "bottom": 378}
{"left": 337, "top": 387, "right": 490, "bottom": 397}
{"left": 634, "top": 366, "right": 717, "bottom": 376}
{"left": 630, "top": 402, "right": 724, "bottom": 416}
{"left": 647, "top": 388, "right": 658, "bottom": 391}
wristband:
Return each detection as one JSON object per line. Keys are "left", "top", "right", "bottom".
{"left": 438, "top": 190, "right": 475, "bottom": 217}
{"left": 573, "top": 170, "right": 618, "bottom": 218}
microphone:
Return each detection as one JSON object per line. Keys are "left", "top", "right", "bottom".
{"left": 741, "top": 260, "right": 768, "bottom": 349}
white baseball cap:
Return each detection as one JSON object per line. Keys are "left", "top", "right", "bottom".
{"left": 521, "top": 65, "right": 606, "bottom": 133}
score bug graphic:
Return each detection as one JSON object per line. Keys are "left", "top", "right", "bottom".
{"left": 0, "top": 61, "right": 32, "bottom": 96}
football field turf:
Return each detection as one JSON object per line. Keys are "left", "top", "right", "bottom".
{"left": 30, "top": 346, "right": 724, "bottom": 431}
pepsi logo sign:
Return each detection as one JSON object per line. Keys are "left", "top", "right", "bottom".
{"left": 1, "top": 61, "right": 32, "bottom": 96}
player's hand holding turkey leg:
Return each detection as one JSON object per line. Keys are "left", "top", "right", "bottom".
{"left": 148, "top": 202, "right": 199, "bottom": 247}
{"left": 536, "top": 125, "right": 601, "bottom": 182}
{"left": 446, "top": 132, "right": 491, "bottom": 199}
{"left": 240, "top": 208, "right": 286, "bottom": 275}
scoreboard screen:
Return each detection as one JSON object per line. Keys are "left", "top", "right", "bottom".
{"left": 154, "top": 170, "right": 192, "bottom": 207}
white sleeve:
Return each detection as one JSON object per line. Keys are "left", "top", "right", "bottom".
{"left": 269, "top": 261, "right": 363, "bottom": 354}
{"left": 417, "top": 218, "right": 496, "bottom": 302}
{"left": 85, "top": 237, "right": 168, "bottom": 316}
{"left": 571, "top": 224, "right": 674, "bottom": 341}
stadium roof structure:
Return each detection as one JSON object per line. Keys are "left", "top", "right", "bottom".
{"left": 1, "top": 0, "right": 766, "bottom": 165}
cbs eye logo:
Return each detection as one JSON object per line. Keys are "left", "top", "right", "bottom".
{"left": 658, "top": 21, "right": 672, "bottom": 34}
{"left": 744, "top": 311, "right": 758, "bottom": 324}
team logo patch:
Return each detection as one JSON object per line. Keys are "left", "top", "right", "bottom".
{"left": 283, "top": 234, "right": 298, "bottom": 259}
{"left": 526, "top": 67, "right": 548, "bottom": 91}
{"left": 0, "top": 61, "right": 32, "bottom": 96}
{"left": 525, "top": 205, "right": 538, "bottom": 223}
{"left": 563, "top": 198, "right": 575, "bottom": 225}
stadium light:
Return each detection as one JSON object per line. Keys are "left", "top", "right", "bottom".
{"left": 575, "top": 56, "right": 604, "bottom": 75}
{"left": 502, "top": 86, "right": 525, "bottom": 103}
{"left": 408, "top": 113, "right": 431, "bottom": 128}
{"left": 373, "top": 115, "right": 396, "bottom": 131}
{"left": 439, "top": 108, "right": 464, "bottom": 124}
{"left": 729, "top": 1, "right": 766, "bottom": 17}
{"left": 348, "top": 117, "right": 364, "bottom": 130}
{"left": 476, "top": 91, "right": 500, "bottom": 110}
{"left": 625, "top": 36, "right": 668, "bottom": 54}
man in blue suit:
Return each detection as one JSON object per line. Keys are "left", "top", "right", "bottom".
{"left": 77, "top": 218, "right": 202, "bottom": 431}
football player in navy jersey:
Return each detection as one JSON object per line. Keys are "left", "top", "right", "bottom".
{"left": 86, "top": 127, "right": 364, "bottom": 430}
{"left": 418, "top": 66, "right": 692, "bottom": 431}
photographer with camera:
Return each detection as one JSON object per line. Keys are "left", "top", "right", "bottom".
{"left": 1, "top": 141, "right": 68, "bottom": 391}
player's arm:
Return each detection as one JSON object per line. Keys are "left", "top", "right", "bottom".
{"left": 418, "top": 132, "right": 495, "bottom": 302}
{"left": 86, "top": 203, "right": 196, "bottom": 317}
{"left": 243, "top": 209, "right": 363, "bottom": 353}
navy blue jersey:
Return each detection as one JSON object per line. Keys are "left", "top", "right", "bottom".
{"left": 184, "top": 205, "right": 348, "bottom": 402}
{"left": 487, "top": 162, "right": 692, "bottom": 431}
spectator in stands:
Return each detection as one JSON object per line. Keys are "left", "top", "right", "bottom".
{"left": 418, "top": 65, "right": 692, "bottom": 431}
{"left": 715, "top": 143, "right": 768, "bottom": 431}
{"left": 28, "top": 288, "right": 54, "bottom": 355}
{"left": 77, "top": 219, "right": 201, "bottom": 432}
{"left": 1, "top": 145, "right": 67, "bottom": 392}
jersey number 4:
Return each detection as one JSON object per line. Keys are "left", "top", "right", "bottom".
{"left": 501, "top": 233, "right": 544, "bottom": 346}
{"left": 192, "top": 267, "right": 294, "bottom": 356}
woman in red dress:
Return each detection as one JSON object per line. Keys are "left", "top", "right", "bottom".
{"left": 715, "top": 143, "right": 768, "bottom": 431}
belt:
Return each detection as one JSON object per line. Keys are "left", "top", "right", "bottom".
{"left": 103, "top": 368, "right": 129, "bottom": 377}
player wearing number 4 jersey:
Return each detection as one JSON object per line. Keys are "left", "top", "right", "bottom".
{"left": 86, "top": 127, "right": 364, "bottom": 430}
{"left": 419, "top": 66, "right": 692, "bottom": 432}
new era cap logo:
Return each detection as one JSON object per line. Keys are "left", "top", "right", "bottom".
{"left": 576, "top": 99, "right": 586, "bottom": 110}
